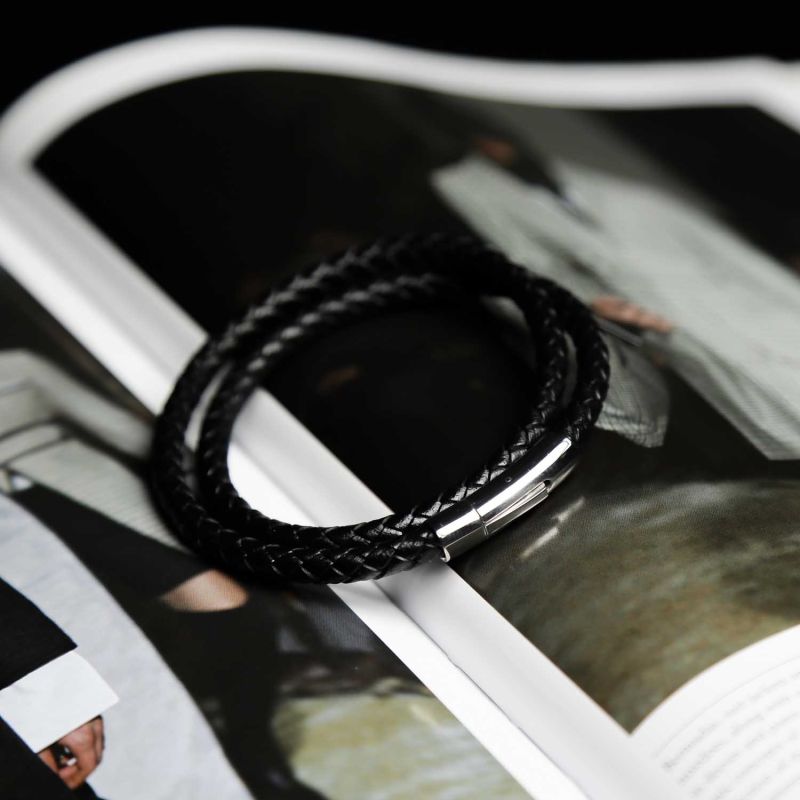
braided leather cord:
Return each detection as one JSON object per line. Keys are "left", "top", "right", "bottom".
{"left": 150, "top": 234, "right": 610, "bottom": 584}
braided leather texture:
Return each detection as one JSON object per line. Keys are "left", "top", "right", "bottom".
{"left": 150, "top": 234, "right": 610, "bottom": 584}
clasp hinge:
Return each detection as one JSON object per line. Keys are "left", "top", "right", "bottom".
{"left": 432, "top": 432, "right": 578, "bottom": 562}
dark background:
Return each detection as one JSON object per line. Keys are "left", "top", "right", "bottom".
{"left": 3, "top": 15, "right": 797, "bottom": 112}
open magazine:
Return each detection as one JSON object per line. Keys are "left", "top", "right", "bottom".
{"left": 1, "top": 28, "right": 799, "bottom": 800}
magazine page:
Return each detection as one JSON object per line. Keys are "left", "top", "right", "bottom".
{"left": 4, "top": 28, "right": 799, "bottom": 799}
{"left": 0, "top": 232, "right": 547, "bottom": 798}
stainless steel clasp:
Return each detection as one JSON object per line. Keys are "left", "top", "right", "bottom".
{"left": 432, "top": 431, "right": 578, "bottom": 562}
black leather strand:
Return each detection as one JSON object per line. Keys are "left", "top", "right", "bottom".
{"left": 150, "top": 234, "right": 610, "bottom": 584}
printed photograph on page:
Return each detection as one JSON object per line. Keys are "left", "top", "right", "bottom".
{"left": 20, "top": 66, "right": 800, "bottom": 792}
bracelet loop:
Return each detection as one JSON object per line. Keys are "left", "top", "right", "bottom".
{"left": 150, "top": 234, "right": 610, "bottom": 584}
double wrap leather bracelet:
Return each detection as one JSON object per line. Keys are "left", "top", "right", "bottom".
{"left": 150, "top": 234, "right": 610, "bottom": 584}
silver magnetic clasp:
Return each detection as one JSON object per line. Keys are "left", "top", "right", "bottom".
{"left": 431, "top": 432, "right": 578, "bottom": 562}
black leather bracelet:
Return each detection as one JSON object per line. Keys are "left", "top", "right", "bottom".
{"left": 150, "top": 234, "right": 610, "bottom": 584}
